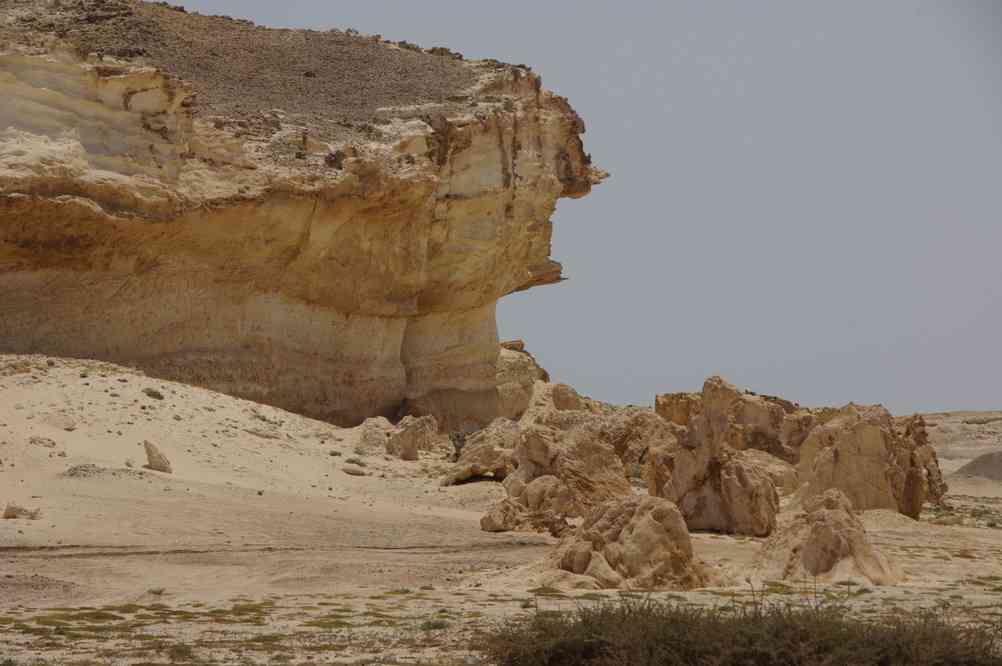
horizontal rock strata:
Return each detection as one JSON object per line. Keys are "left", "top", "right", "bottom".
{"left": 0, "top": 1, "right": 604, "bottom": 427}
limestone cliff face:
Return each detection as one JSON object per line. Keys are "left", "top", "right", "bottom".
{"left": 0, "top": 1, "right": 605, "bottom": 427}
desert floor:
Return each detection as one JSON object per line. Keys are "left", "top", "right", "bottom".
{"left": 2, "top": 355, "right": 1001, "bottom": 665}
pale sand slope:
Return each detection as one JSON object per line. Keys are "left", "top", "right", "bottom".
{"left": 2, "top": 354, "right": 1002, "bottom": 665}
{"left": 923, "top": 410, "right": 1002, "bottom": 474}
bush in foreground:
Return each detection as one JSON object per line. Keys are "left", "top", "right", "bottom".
{"left": 482, "top": 597, "right": 1002, "bottom": 666}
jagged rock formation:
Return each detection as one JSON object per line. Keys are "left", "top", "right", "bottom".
{"left": 797, "top": 408, "right": 944, "bottom": 519}
{"left": 470, "top": 382, "right": 646, "bottom": 532}
{"left": 655, "top": 377, "right": 809, "bottom": 464}
{"left": 480, "top": 497, "right": 571, "bottom": 537}
{"left": 471, "top": 378, "right": 703, "bottom": 535}
{"left": 440, "top": 417, "right": 518, "bottom": 485}
{"left": 0, "top": 1, "right": 604, "bottom": 428}
{"left": 385, "top": 415, "right": 443, "bottom": 461}
{"left": 647, "top": 378, "right": 781, "bottom": 535}
{"left": 545, "top": 496, "right": 708, "bottom": 590}
{"left": 741, "top": 448, "right": 800, "bottom": 495}
{"left": 645, "top": 440, "right": 780, "bottom": 537}
{"left": 755, "top": 490, "right": 901, "bottom": 585}
{"left": 489, "top": 341, "right": 551, "bottom": 431}
{"left": 655, "top": 377, "right": 947, "bottom": 520}
{"left": 500, "top": 423, "right": 632, "bottom": 519}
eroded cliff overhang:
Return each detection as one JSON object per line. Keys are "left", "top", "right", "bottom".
{"left": 0, "top": 0, "right": 606, "bottom": 426}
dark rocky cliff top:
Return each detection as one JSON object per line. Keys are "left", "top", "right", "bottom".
{"left": 2, "top": 0, "right": 500, "bottom": 141}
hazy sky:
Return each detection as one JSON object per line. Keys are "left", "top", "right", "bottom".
{"left": 177, "top": 1, "right": 1001, "bottom": 414}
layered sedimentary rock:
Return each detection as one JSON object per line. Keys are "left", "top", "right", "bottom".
{"left": 0, "top": 1, "right": 604, "bottom": 427}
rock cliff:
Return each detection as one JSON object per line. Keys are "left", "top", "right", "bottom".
{"left": 0, "top": 1, "right": 605, "bottom": 426}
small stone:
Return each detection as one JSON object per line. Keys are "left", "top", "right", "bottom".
{"left": 3, "top": 503, "right": 41, "bottom": 520}
{"left": 143, "top": 441, "right": 173, "bottom": 473}
{"left": 143, "top": 388, "right": 164, "bottom": 400}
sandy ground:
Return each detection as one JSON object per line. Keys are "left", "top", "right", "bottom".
{"left": 925, "top": 410, "right": 1002, "bottom": 474}
{"left": 2, "top": 354, "right": 1001, "bottom": 665}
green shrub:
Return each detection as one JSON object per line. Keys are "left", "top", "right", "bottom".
{"left": 482, "top": 597, "right": 1002, "bottom": 665}
{"left": 420, "top": 618, "right": 450, "bottom": 631}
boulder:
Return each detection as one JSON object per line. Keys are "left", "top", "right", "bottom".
{"left": 755, "top": 490, "right": 901, "bottom": 585}
{"left": 480, "top": 498, "right": 523, "bottom": 532}
{"left": 519, "top": 475, "right": 576, "bottom": 515}
{"left": 495, "top": 344, "right": 550, "bottom": 422}
{"left": 357, "top": 417, "right": 394, "bottom": 453}
{"left": 503, "top": 424, "right": 631, "bottom": 518}
{"left": 385, "top": 415, "right": 440, "bottom": 461}
{"left": 548, "top": 496, "right": 708, "bottom": 590}
{"left": 480, "top": 498, "right": 570, "bottom": 537}
{"left": 479, "top": 417, "right": 633, "bottom": 533}
{"left": 440, "top": 418, "right": 519, "bottom": 485}
{"left": 797, "top": 406, "right": 945, "bottom": 518}
{"left": 143, "top": 441, "right": 172, "bottom": 474}
{"left": 603, "top": 409, "right": 681, "bottom": 471}
{"left": 741, "top": 449, "right": 800, "bottom": 495}
{"left": 646, "top": 442, "right": 779, "bottom": 537}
